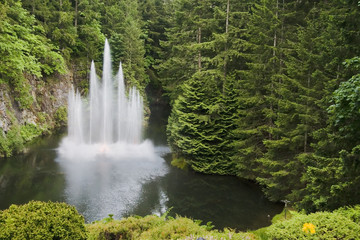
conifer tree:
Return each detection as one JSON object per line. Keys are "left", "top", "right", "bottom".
{"left": 102, "top": 0, "right": 147, "bottom": 91}
{"left": 140, "top": 0, "right": 169, "bottom": 68}
{"left": 74, "top": 0, "right": 105, "bottom": 63}
{"left": 299, "top": 55, "right": 360, "bottom": 212}
{"left": 232, "top": 0, "right": 285, "bottom": 181}
{"left": 167, "top": 71, "right": 230, "bottom": 174}
{"left": 158, "top": 0, "right": 225, "bottom": 102}
{"left": 255, "top": 1, "right": 348, "bottom": 201}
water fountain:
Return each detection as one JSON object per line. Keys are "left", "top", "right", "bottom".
{"left": 0, "top": 40, "right": 282, "bottom": 227}
{"left": 58, "top": 40, "right": 153, "bottom": 160}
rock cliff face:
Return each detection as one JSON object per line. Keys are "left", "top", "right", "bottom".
{"left": 28, "top": 73, "right": 73, "bottom": 126}
{"left": 0, "top": 72, "right": 74, "bottom": 157}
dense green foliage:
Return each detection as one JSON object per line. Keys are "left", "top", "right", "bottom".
{"left": 168, "top": 72, "right": 235, "bottom": 174}
{"left": 0, "top": 0, "right": 148, "bottom": 156}
{"left": 0, "top": 1, "right": 65, "bottom": 109}
{"left": 3, "top": 202, "right": 360, "bottom": 240}
{"left": 2, "top": 0, "right": 360, "bottom": 218}
{"left": 6, "top": 0, "right": 148, "bottom": 90}
{"left": 262, "top": 209, "right": 360, "bottom": 239}
{"left": 161, "top": 0, "right": 360, "bottom": 212}
{"left": 87, "top": 214, "right": 253, "bottom": 240}
{"left": 0, "top": 201, "right": 87, "bottom": 240}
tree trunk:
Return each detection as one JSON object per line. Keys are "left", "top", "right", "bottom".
{"left": 223, "top": 0, "right": 230, "bottom": 93}
{"left": 75, "top": 0, "right": 78, "bottom": 29}
{"left": 31, "top": 1, "right": 35, "bottom": 14}
{"left": 273, "top": 0, "right": 278, "bottom": 59}
{"left": 269, "top": 0, "right": 279, "bottom": 140}
{"left": 226, "top": 0, "right": 230, "bottom": 34}
{"left": 198, "top": 27, "right": 202, "bottom": 71}
{"left": 304, "top": 73, "right": 311, "bottom": 153}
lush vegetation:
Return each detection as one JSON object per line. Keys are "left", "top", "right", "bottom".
{"left": 161, "top": 0, "right": 360, "bottom": 213}
{"left": 0, "top": 0, "right": 148, "bottom": 156}
{"left": 260, "top": 209, "right": 360, "bottom": 239}
{"left": 87, "top": 214, "right": 252, "bottom": 240}
{"left": 2, "top": 201, "right": 360, "bottom": 239}
{"left": 2, "top": 0, "right": 360, "bottom": 231}
{"left": 0, "top": 201, "right": 87, "bottom": 240}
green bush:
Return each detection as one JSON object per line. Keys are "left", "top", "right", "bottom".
{"left": 87, "top": 215, "right": 164, "bottom": 240}
{"left": 87, "top": 214, "right": 254, "bottom": 240}
{"left": 0, "top": 132, "right": 11, "bottom": 157}
{"left": 13, "top": 77, "right": 34, "bottom": 110}
{"left": 263, "top": 211, "right": 360, "bottom": 239}
{"left": 0, "top": 201, "right": 87, "bottom": 240}
{"left": 335, "top": 205, "right": 360, "bottom": 224}
{"left": 3, "top": 125, "right": 24, "bottom": 157}
{"left": 20, "top": 123, "right": 42, "bottom": 142}
{"left": 139, "top": 216, "right": 207, "bottom": 239}
{"left": 54, "top": 106, "right": 68, "bottom": 128}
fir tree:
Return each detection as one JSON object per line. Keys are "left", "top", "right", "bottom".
{"left": 299, "top": 56, "right": 360, "bottom": 212}
{"left": 256, "top": 1, "right": 347, "bottom": 202}
{"left": 232, "top": 0, "right": 285, "bottom": 181}
{"left": 167, "top": 71, "right": 231, "bottom": 174}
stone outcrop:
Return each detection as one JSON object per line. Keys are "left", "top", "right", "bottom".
{"left": 0, "top": 72, "right": 74, "bottom": 156}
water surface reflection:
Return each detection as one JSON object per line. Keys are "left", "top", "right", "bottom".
{"left": 0, "top": 135, "right": 282, "bottom": 231}
{"left": 56, "top": 145, "right": 169, "bottom": 222}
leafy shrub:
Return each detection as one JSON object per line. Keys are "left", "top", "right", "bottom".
{"left": 0, "top": 201, "right": 87, "bottom": 240}
{"left": 87, "top": 214, "right": 253, "bottom": 240}
{"left": 87, "top": 215, "right": 164, "bottom": 240}
{"left": 171, "top": 156, "right": 189, "bottom": 170}
{"left": 13, "top": 77, "right": 34, "bottom": 110}
{"left": 139, "top": 216, "right": 207, "bottom": 239}
{"left": 54, "top": 106, "right": 68, "bottom": 128}
{"left": 0, "top": 131, "right": 11, "bottom": 157}
{"left": 263, "top": 211, "right": 360, "bottom": 239}
{"left": 3, "top": 125, "right": 24, "bottom": 157}
{"left": 20, "top": 123, "right": 42, "bottom": 142}
{"left": 270, "top": 208, "right": 294, "bottom": 224}
{"left": 334, "top": 205, "right": 360, "bottom": 224}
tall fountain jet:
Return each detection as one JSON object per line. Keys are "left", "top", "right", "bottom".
{"left": 65, "top": 40, "right": 144, "bottom": 150}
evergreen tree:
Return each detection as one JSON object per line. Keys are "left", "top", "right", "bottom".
{"left": 167, "top": 71, "right": 232, "bottom": 174}
{"left": 163, "top": 0, "right": 254, "bottom": 175}
{"left": 74, "top": 0, "right": 105, "bottom": 63}
{"left": 140, "top": 0, "right": 169, "bottom": 69}
{"left": 22, "top": 0, "right": 105, "bottom": 65}
{"left": 299, "top": 56, "right": 360, "bottom": 212}
{"left": 232, "top": 0, "right": 286, "bottom": 181}
{"left": 158, "top": 0, "right": 225, "bottom": 102}
{"left": 46, "top": 0, "right": 77, "bottom": 62}
{"left": 254, "top": 1, "right": 349, "bottom": 202}
{"left": 102, "top": 0, "right": 147, "bottom": 91}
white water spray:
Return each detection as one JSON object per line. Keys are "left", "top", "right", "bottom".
{"left": 58, "top": 40, "right": 151, "bottom": 160}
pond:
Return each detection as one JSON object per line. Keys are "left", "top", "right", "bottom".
{"left": 0, "top": 105, "right": 282, "bottom": 231}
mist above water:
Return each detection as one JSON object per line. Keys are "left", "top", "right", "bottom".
{"left": 0, "top": 39, "right": 283, "bottom": 227}
{"left": 58, "top": 39, "right": 150, "bottom": 160}
{"left": 56, "top": 40, "right": 170, "bottom": 220}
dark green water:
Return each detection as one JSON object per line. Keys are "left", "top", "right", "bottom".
{"left": 0, "top": 106, "right": 282, "bottom": 231}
